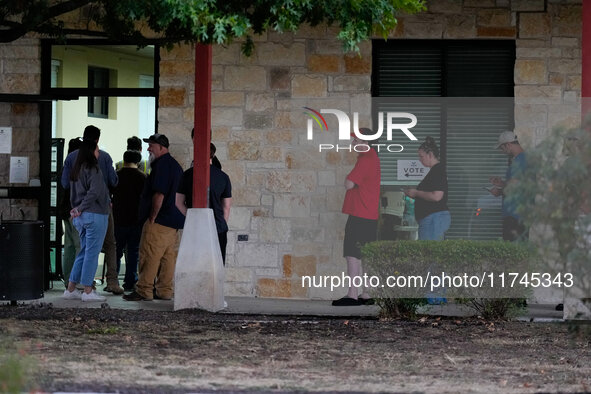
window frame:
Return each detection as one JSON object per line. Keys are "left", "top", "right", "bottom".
{"left": 87, "top": 66, "right": 110, "bottom": 118}
{"left": 41, "top": 39, "right": 160, "bottom": 100}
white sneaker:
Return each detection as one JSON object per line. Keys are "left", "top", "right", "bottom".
{"left": 81, "top": 290, "right": 106, "bottom": 302}
{"left": 62, "top": 289, "right": 82, "bottom": 300}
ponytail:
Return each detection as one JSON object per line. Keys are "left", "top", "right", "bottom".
{"left": 419, "top": 136, "right": 440, "bottom": 160}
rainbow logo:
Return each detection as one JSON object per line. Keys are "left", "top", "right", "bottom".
{"left": 303, "top": 107, "right": 328, "bottom": 131}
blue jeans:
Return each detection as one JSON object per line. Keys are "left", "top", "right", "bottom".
{"left": 418, "top": 211, "right": 451, "bottom": 241}
{"left": 62, "top": 218, "right": 80, "bottom": 282}
{"left": 70, "top": 212, "right": 109, "bottom": 286}
{"left": 115, "top": 225, "right": 142, "bottom": 289}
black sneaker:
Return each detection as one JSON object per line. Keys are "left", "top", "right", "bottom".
{"left": 123, "top": 291, "right": 152, "bottom": 301}
{"left": 332, "top": 296, "right": 361, "bottom": 306}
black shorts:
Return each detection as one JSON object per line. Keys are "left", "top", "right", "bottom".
{"left": 343, "top": 215, "right": 378, "bottom": 259}
{"left": 503, "top": 216, "right": 528, "bottom": 242}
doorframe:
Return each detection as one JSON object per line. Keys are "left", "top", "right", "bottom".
{"left": 39, "top": 39, "right": 160, "bottom": 287}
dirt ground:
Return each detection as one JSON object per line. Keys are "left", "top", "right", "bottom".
{"left": 0, "top": 305, "right": 590, "bottom": 393}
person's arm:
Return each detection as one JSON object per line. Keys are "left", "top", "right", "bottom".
{"left": 104, "top": 154, "right": 118, "bottom": 188}
{"left": 149, "top": 192, "right": 164, "bottom": 223}
{"left": 345, "top": 178, "right": 356, "bottom": 190}
{"left": 345, "top": 158, "right": 365, "bottom": 191}
{"left": 61, "top": 154, "right": 73, "bottom": 189}
{"left": 175, "top": 193, "right": 188, "bottom": 216}
{"left": 489, "top": 176, "right": 506, "bottom": 188}
{"left": 222, "top": 197, "right": 232, "bottom": 222}
{"left": 404, "top": 189, "right": 444, "bottom": 202}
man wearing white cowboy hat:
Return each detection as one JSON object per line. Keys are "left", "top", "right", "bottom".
{"left": 488, "top": 130, "right": 527, "bottom": 241}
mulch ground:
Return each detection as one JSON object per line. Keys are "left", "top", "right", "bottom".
{"left": 0, "top": 304, "right": 590, "bottom": 393}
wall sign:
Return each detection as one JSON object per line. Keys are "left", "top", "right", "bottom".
{"left": 9, "top": 156, "right": 29, "bottom": 184}
{"left": 0, "top": 127, "right": 12, "bottom": 154}
{"left": 397, "top": 160, "right": 429, "bottom": 181}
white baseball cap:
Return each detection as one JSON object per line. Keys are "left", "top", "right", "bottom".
{"left": 495, "top": 131, "right": 518, "bottom": 149}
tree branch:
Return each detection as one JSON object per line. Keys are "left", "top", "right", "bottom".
{"left": 0, "top": 0, "right": 95, "bottom": 42}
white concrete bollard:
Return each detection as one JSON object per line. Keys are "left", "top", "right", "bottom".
{"left": 174, "top": 208, "right": 225, "bottom": 312}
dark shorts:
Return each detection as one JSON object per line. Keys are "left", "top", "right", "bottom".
{"left": 503, "top": 216, "right": 528, "bottom": 242}
{"left": 343, "top": 215, "right": 378, "bottom": 259}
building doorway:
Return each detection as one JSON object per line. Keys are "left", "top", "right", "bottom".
{"left": 42, "top": 40, "right": 159, "bottom": 283}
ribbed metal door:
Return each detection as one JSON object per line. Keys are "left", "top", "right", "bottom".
{"left": 373, "top": 40, "right": 515, "bottom": 239}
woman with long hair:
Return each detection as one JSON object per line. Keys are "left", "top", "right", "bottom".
{"left": 404, "top": 136, "right": 451, "bottom": 241}
{"left": 62, "top": 139, "right": 110, "bottom": 302}
{"left": 59, "top": 138, "right": 82, "bottom": 283}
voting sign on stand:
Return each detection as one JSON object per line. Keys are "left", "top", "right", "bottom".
{"left": 397, "top": 160, "right": 429, "bottom": 181}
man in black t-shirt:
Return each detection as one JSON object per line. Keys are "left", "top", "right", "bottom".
{"left": 124, "top": 133, "right": 185, "bottom": 301}
{"left": 112, "top": 150, "right": 146, "bottom": 291}
{"left": 177, "top": 143, "right": 232, "bottom": 264}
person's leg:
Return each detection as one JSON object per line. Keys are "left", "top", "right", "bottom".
{"left": 123, "top": 224, "right": 142, "bottom": 290}
{"left": 334, "top": 216, "right": 377, "bottom": 306}
{"left": 68, "top": 216, "right": 87, "bottom": 289}
{"left": 357, "top": 218, "right": 377, "bottom": 301}
{"left": 419, "top": 212, "right": 450, "bottom": 304}
{"left": 114, "top": 225, "right": 128, "bottom": 275}
{"left": 154, "top": 226, "right": 180, "bottom": 299}
{"left": 103, "top": 208, "right": 122, "bottom": 292}
{"left": 345, "top": 256, "right": 362, "bottom": 299}
{"left": 516, "top": 220, "right": 528, "bottom": 241}
{"left": 62, "top": 218, "right": 80, "bottom": 283}
{"left": 431, "top": 211, "right": 451, "bottom": 241}
{"left": 79, "top": 212, "right": 109, "bottom": 289}
{"left": 503, "top": 216, "right": 520, "bottom": 241}
{"left": 418, "top": 214, "right": 436, "bottom": 240}
{"left": 218, "top": 231, "right": 227, "bottom": 265}
{"left": 133, "top": 222, "right": 166, "bottom": 300}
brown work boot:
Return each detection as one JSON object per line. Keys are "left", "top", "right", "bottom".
{"left": 104, "top": 284, "right": 124, "bottom": 295}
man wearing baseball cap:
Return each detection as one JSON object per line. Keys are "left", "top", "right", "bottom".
{"left": 488, "top": 130, "right": 527, "bottom": 241}
{"left": 124, "top": 133, "right": 185, "bottom": 301}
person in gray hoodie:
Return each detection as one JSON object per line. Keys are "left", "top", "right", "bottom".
{"left": 62, "top": 139, "right": 111, "bottom": 302}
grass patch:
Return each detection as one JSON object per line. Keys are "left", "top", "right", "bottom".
{"left": 0, "top": 345, "right": 36, "bottom": 393}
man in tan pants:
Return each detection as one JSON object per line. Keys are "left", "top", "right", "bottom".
{"left": 123, "top": 133, "right": 185, "bottom": 301}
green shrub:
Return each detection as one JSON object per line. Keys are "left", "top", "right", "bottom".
{"left": 456, "top": 298, "right": 527, "bottom": 320}
{"left": 362, "top": 240, "right": 534, "bottom": 319}
{"left": 0, "top": 347, "right": 35, "bottom": 394}
{"left": 375, "top": 298, "right": 428, "bottom": 320}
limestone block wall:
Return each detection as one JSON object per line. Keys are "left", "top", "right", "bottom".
{"left": 0, "top": 0, "right": 582, "bottom": 299}
{"left": 512, "top": 1, "right": 582, "bottom": 147}
{"left": 0, "top": 39, "right": 42, "bottom": 220}
{"left": 161, "top": 0, "right": 582, "bottom": 300}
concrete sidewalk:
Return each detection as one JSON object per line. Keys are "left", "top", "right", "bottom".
{"left": 0, "top": 281, "right": 564, "bottom": 321}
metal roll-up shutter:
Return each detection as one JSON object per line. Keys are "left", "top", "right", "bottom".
{"left": 373, "top": 42, "right": 442, "bottom": 97}
{"left": 445, "top": 100, "right": 514, "bottom": 239}
{"left": 445, "top": 42, "right": 515, "bottom": 239}
{"left": 373, "top": 41, "right": 443, "bottom": 185}
{"left": 374, "top": 100, "right": 442, "bottom": 185}
{"left": 372, "top": 40, "right": 515, "bottom": 239}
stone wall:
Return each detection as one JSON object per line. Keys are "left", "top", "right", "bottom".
{"left": 0, "top": 39, "right": 42, "bottom": 220}
{"left": 0, "top": 0, "right": 583, "bottom": 298}
{"left": 159, "top": 0, "right": 582, "bottom": 299}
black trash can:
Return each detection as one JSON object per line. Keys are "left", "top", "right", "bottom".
{"left": 0, "top": 220, "right": 45, "bottom": 302}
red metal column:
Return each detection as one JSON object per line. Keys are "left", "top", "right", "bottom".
{"left": 193, "top": 44, "right": 212, "bottom": 208}
{"left": 582, "top": 0, "right": 591, "bottom": 119}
